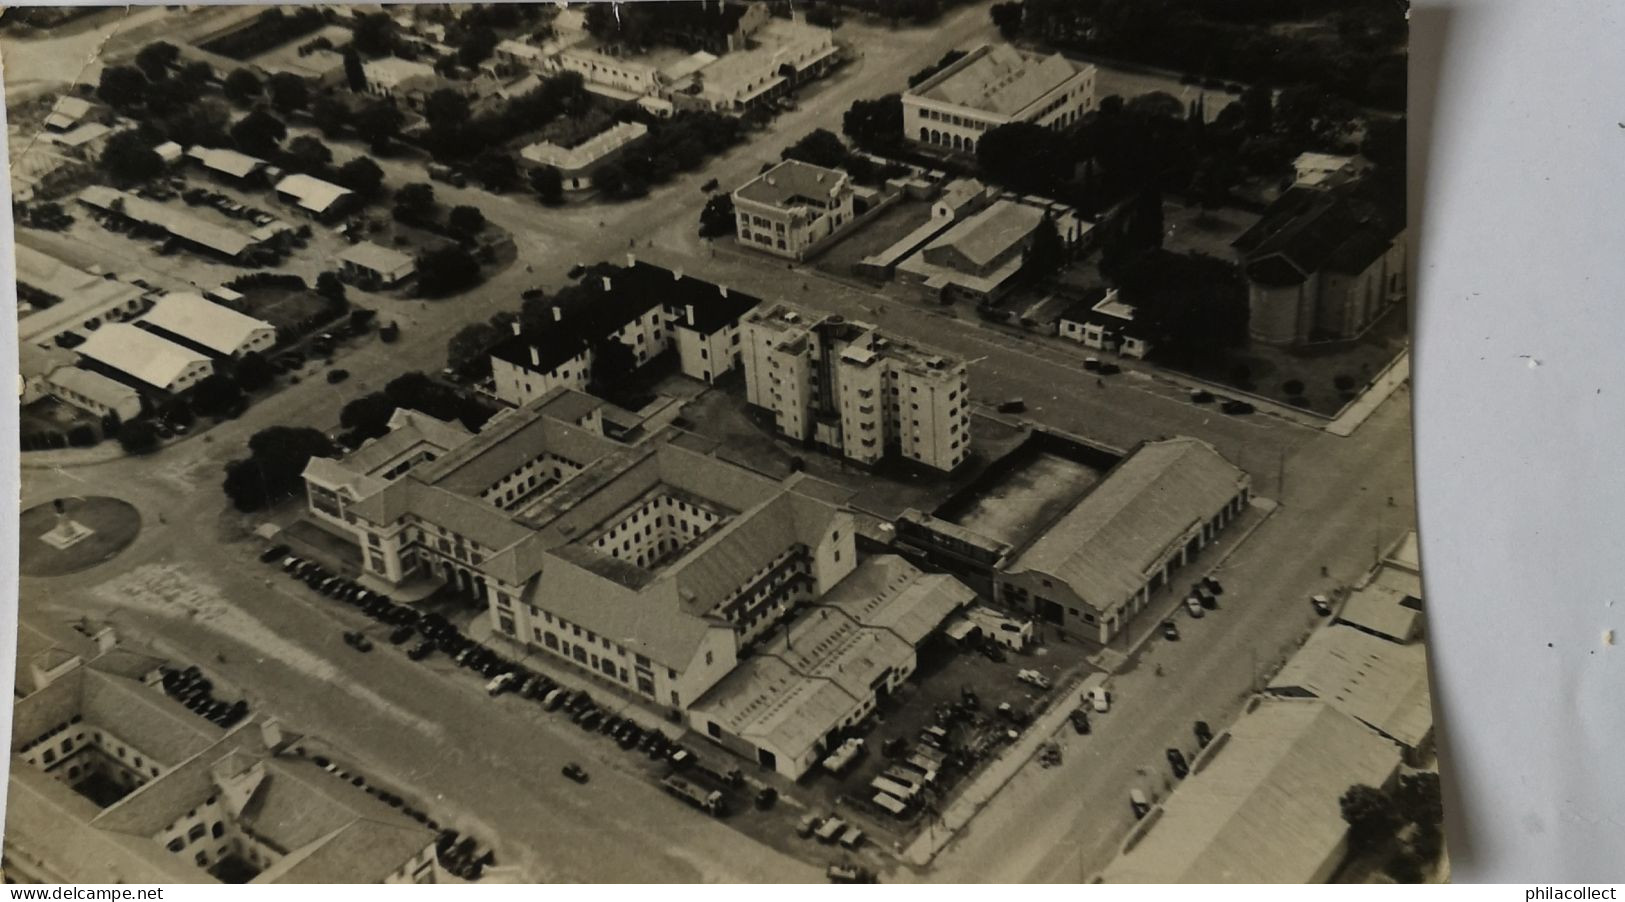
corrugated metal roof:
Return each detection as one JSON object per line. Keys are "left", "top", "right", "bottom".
{"left": 1268, "top": 626, "right": 1432, "bottom": 748}
{"left": 141, "top": 292, "right": 274, "bottom": 356}
{"left": 915, "top": 45, "right": 1083, "bottom": 117}
{"left": 1008, "top": 437, "right": 1247, "bottom": 608}
{"left": 47, "top": 366, "right": 141, "bottom": 409}
{"left": 1100, "top": 699, "right": 1402, "bottom": 883}
{"left": 77, "top": 323, "right": 211, "bottom": 391}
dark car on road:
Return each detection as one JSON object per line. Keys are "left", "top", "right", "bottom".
{"left": 1194, "top": 721, "right": 1213, "bottom": 747}
{"left": 562, "top": 763, "right": 589, "bottom": 784}
{"left": 1167, "top": 748, "right": 1188, "bottom": 779}
{"left": 408, "top": 640, "right": 434, "bottom": 661}
{"left": 388, "top": 625, "right": 415, "bottom": 645}
{"left": 259, "top": 544, "right": 290, "bottom": 563}
{"left": 1221, "top": 399, "right": 1255, "bottom": 415}
{"left": 1161, "top": 620, "right": 1180, "bottom": 641}
{"left": 996, "top": 398, "right": 1026, "bottom": 414}
{"left": 1070, "top": 708, "right": 1091, "bottom": 735}
{"left": 342, "top": 630, "right": 373, "bottom": 652}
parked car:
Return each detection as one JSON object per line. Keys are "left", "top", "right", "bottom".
{"left": 342, "top": 631, "right": 373, "bottom": 652}
{"left": 1129, "top": 789, "right": 1150, "bottom": 819}
{"left": 1016, "top": 669, "right": 1051, "bottom": 690}
{"left": 1189, "top": 389, "right": 1214, "bottom": 403}
{"left": 1069, "top": 708, "right": 1092, "bottom": 735}
{"left": 700, "top": 178, "right": 720, "bottom": 193}
{"left": 561, "top": 763, "right": 589, "bottom": 784}
{"left": 1088, "top": 687, "right": 1111, "bottom": 713}
{"left": 997, "top": 398, "right": 1027, "bottom": 414}
{"left": 1185, "top": 597, "right": 1206, "bottom": 618}
{"left": 755, "top": 787, "right": 779, "bottom": 810}
{"left": 1221, "top": 399, "right": 1255, "bottom": 415}
{"left": 1098, "top": 362, "right": 1121, "bottom": 376}
{"left": 486, "top": 672, "right": 517, "bottom": 696}
{"left": 259, "top": 543, "right": 290, "bottom": 563}
{"left": 408, "top": 640, "right": 434, "bottom": 661}
{"left": 1167, "top": 748, "right": 1189, "bottom": 779}
{"left": 1083, "top": 357, "right": 1100, "bottom": 371}
{"left": 327, "top": 369, "right": 350, "bottom": 384}
{"left": 388, "top": 625, "right": 415, "bottom": 645}
{"left": 1203, "top": 576, "right": 1224, "bottom": 596}
{"left": 1311, "top": 594, "right": 1333, "bottom": 616}
{"left": 1161, "top": 620, "right": 1180, "bottom": 641}
{"left": 1194, "top": 720, "right": 1213, "bottom": 747}
{"left": 542, "top": 687, "right": 567, "bottom": 711}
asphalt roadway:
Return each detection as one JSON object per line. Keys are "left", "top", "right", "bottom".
{"left": 12, "top": 0, "right": 1418, "bottom": 882}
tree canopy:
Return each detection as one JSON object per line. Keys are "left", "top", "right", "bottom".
{"left": 223, "top": 427, "right": 335, "bottom": 511}
{"left": 448, "top": 322, "right": 503, "bottom": 373}
{"left": 223, "top": 68, "right": 262, "bottom": 105}
{"left": 100, "top": 131, "right": 165, "bottom": 184}
{"left": 230, "top": 109, "right": 287, "bottom": 157}
{"left": 699, "top": 193, "right": 735, "bottom": 238}
{"left": 841, "top": 95, "right": 903, "bottom": 153}
{"left": 415, "top": 245, "right": 482, "bottom": 297}
{"left": 977, "top": 122, "right": 1072, "bottom": 195}
{"left": 1118, "top": 250, "right": 1248, "bottom": 357}
{"left": 782, "top": 129, "right": 850, "bottom": 170}
{"left": 336, "top": 156, "right": 385, "bottom": 198}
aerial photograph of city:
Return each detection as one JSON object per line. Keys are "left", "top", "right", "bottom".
{"left": 3, "top": 0, "right": 1433, "bottom": 884}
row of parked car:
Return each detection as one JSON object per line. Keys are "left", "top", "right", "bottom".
{"left": 159, "top": 665, "right": 249, "bottom": 728}
{"left": 181, "top": 186, "right": 280, "bottom": 227}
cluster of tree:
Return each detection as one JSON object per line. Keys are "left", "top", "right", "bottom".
{"left": 595, "top": 110, "right": 745, "bottom": 200}
{"left": 1003, "top": 0, "right": 1406, "bottom": 111}
{"left": 906, "top": 49, "right": 966, "bottom": 89}
{"left": 415, "top": 244, "right": 484, "bottom": 297}
{"left": 339, "top": 371, "right": 497, "bottom": 443}
{"left": 392, "top": 182, "right": 488, "bottom": 242}
{"left": 223, "top": 427, "right": 335, "bottom": 512}
{"left": 20, "top": 424, "right": 100, "bottom": 452}
{"left": 698, "top": 193, "right": 736, "bottom": 239}
{"left": 97, "top": 43, "right": 214, "bottom": 117}
{"left": 1115, "top": 248, "right": 1249, "bottom": 360}
{"left": 1340, "top": 774, "right": 1444, "bottom": 882}
{"left": 582, "top": 1, "right": 749, "bottom": 53}
{"left": 422, "top": 74, "right": 589, "bottom": 163}
{"left": 197, "top": 6, "right": 327, "bottom": 61}
{"left": 782, "top": 128, "right": 908, "bottom": 187}
{"left": 445, "top": 310, "right": 519, "bottom": 377}
{"left": 1018, "top": 214, "right": 1066, "bottom": 283}
{"left": 842, "top": 94, "right": 904, "bottom": 154}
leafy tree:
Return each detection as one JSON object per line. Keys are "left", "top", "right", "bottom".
{"left": 312, "top": 96, "right": 349, "bottom": 137}
{"left": 393, "top": 182, "right": 436, "bottom": 224}
{"left": 118, "top": 420, "right": 161, "bottom": 455}
{"left": 178, "top": 60, "right": 213, "bottom": 88}
{"left": 223, "top": 427, "right": 335, "bottom": 511}
{"left": 589, "top": 337, "right": 638, "bottom": 393}
{"left": 699, "top": 193, "right": 735, "bottom": 238}
{"left": 1385, "top": 850, "right": 1424, "bottom": 883}
{"left": 842, "top": 94, "right": 903, "bottom": 153}
{"left": 782, "top": 128, "right": 849, "bottom": 170}
{"left": 383, "top": 371, "right": 494, "bottom": 430}
{"left": 424, "top": 88, "right": 470, "bottom": 132}
{"left": 223, "top": 68, "right": 263, "bottom": 105}
{"left": 990, "top": 2, "right": 1023, "bottom": 38}
{"left": 191, "top": 372, "right": 245, "bottom": 418}
{"left": 447, "top": 205, "right": 486, "bottom": 241}
{"left": 1393, "top": 773, "right": 1443, "bottom": 827}
{"left": 230, "top": 109, "right": 287, "bottom": 157}
{"left": 340, "top": 392, "right": 397, "bottom": 440}
{"left": 1340, "top": 784, "right": 1403, "bottom": 853}
{"left": 448, "top": 322, "right": 502, "bottom": 372}
{"left": 267, "top": 72, "right": 310, "bottom": 114}
{"left": 316, "top": 271, "right": 347, "bottom": 302}
{"left": 352, "top": 12, "right": 397, "bottom": 57}
{"left": 977, "top": 122, "right": 1072, "bottom": 194}
{"left": 530, "top": 165, "right": 564, "bottom": 205}
{"left": 286, "top": 134, "right": 332, "bottom": 172}
{"left": 1021, "top": 213, "right": 1065, "bottom": 281}
{"left": 415, "top": 244, "right": 482, "bottom": 297}
{"left": 469, "top": 149, "right": 517, "bottom": 192}
{"left": 592, "top": 161, "right": 626, "bottom": 198}
{"left": 100, "top": 411, "right": 123, "bottom": 439}
{"left": 1119, "top": 250, "right": 1247, "bottom": 356}
{"left": 97, "top": 65, "right": 149, "bottom": 110}
{"left": 235, "top": 351, "right": 275, "bottom": 392}
{"left": 336, "top": 156, "right": 385, "bottom": 198}
{"left": 1239, "top": 84, "right": 1273, "bottom": 134}
{"left": 100, "top": 131, "right": 164, "bottom": 184}
{"left": 343, "top": 46, "right": 367, "bottom": 92}
{"left": 457, "top": 26, "right": 499, "bottom": 67}
{"left": 354, "top": 101, "right": 404, "bottom": 152}
{"left": 135, "top": 41, "right": 180, "bottom": 81}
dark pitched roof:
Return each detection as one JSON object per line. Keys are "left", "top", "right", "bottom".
{"left": 492, "top": 261, "right": 761, "bottom": 372}
{"left": 1232, "top": 187, "right": 1398, "bottom": 284}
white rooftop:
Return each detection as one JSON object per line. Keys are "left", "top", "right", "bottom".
{"left": 141, "top": 292, "right": 274, "bottom": 356}
{"left": 76, "top": 323, "right": 210, "bottom": 391}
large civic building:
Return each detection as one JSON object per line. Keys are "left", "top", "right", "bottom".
{"left": 740, "top": 302, "right": 972, "bottom": 473}
{"left": 5, "top": 620, "right": 438, "bottom": 884}
{"left": 903, "top": 44, "right": 1097, "bottom": 155}
{"left": 303, "top": 389, "right": 875, "bottom": 714}
{"left": 731, "top": 159, "right": 855, "bottom": 261}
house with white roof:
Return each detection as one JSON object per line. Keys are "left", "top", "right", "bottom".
{"left": 75, "top": 323, "right": 213, "bottom": 395}
{"left": 186, "top": 146, "right": 269, "bottom": 185}
{"left": 46, "top": 367, "right": 144, "bottom": 421}
{"left": 731, "top": 159, "right": 853, "bottom": 261}
{"left": 903, "top": 44, "right": 1096, "bottom": 155}
{"left": 138, "top": 292, "right": 278, "bottom": 359}
{"left": 518, "top": 121, "right": 647, "bottom": 192}
{"left": 337, "top": 242, "right": 416, "bottom": 289}
{"left": 273, "top": 173, "right": 355, "bottom": 222}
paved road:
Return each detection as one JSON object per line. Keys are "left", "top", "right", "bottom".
{"left": 926, "top": 390, "right": 1418, "bottom": 883}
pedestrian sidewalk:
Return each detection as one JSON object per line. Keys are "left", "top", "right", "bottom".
{"left": 19, "top": 443, "right": 127, "bottom": 468}
{"left": 901, "top": 670, "right": 1111, "bottom": 868}
{"left": 1326, "top": 349, "right": 1409, "bottom": 436}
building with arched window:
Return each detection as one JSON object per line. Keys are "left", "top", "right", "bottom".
{"left": 903, "top": 44, "right": 1097, "bottom": 156}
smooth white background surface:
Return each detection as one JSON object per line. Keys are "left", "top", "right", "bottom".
{"left": 0, "top": 0, "right": 1622, "bottom": 884}
{"left": 1410, "top": 0, "right": 1625, "bottom": 883}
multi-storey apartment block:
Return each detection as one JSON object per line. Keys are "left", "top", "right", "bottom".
{"left": 903, "top": 44, "right": 1097, "bottom": 155}
{"left": 740, "top": 303, "right": 971, "bottom": 472}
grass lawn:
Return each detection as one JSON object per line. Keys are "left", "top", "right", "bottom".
{"left": 242, "top": 286, "right": 336, "bottom": 335}
{"left": 1161, "top": 202, "right": 1261, "bottom": 259}
{"left": 19, "top": 496, "right": 143, "bottom": 577}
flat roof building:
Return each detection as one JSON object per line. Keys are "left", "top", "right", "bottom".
{"left": 75, "top": 323, "right": 213, "bottom": 395}
{"left": 740, "top": 302, "right": 971, "bottom": 472}
{"left": 518, "top": 121, "right": 648, "bottom": 192}
{"left": 732, "top": 159, "right": 854, "bottom": 261}
{"left": 138, "top": 292, "right": 278, "bottom": 359}
{"left": 1267, "top": 626, "right": 1434, "bottom": 753}
{"left": 904, "top": 44, "right": 1096, "bottom": 155}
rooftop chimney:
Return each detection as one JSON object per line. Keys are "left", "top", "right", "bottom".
{"left": 672, "top": 267, "right": 683, "bottom": 281}
{"left": 718, "top": 284, "right": 728, "bottom": 297}
{"left": 625, "top": 252, "right": 636, "bottom": 267}
{"left": 510, "top": 319, "right": 522, "bottom": 336}
{"left": 552, "top": 305, "right": 563, "bottom": 322}
{"left": 601, "top": 276, "right": 613, "bottom": 292}
{"left": 530, "top": 345, "right": 540, "bottom": 367}
{"left": 685, "top": 303, "right": 696, "bottom": 326}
